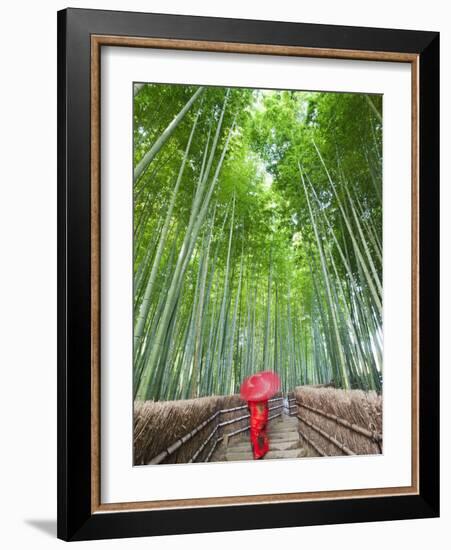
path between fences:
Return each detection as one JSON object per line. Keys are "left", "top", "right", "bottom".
{"left": 211, "top": 413, "right": 308, "bottom": 462}
{"left": 134, "top": 386, "right": 382, "bottom": 465}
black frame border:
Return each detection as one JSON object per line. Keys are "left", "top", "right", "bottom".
{"left": 57, "top": 7, "right": 439, "bottom": 541}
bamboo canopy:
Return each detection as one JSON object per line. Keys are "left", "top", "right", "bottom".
{"left": 133, "top": 84, "right": 383, "bottom": 402}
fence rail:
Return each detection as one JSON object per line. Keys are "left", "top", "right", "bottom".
{"left": 287, "top": 397, "right": 297, "bottom": 416}
{"left": 293, "top": 396, "right": 382, "bottom": 456}
{"left": 146, "top": 391, "right": 381, "bottom": 463}
{"left": 296, "top": 401, "right": 382, "bottom": 443}
{"left": 297, "top": 414, "right": 355, "bottom": 456}
{"left": 149, "top": 396, "right": 284, "bottom": 464}
{"left": 202, "top": 409, "right": 283, "bottom": 463}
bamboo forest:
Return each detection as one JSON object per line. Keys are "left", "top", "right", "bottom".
{"left": 133, "top": 84, "right": 383, "bottom": 402}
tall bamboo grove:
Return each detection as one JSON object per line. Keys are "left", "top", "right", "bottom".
{"left": 133, "top": 84, "right": 383, "bottom": 401}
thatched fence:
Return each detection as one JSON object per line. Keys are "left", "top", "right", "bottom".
{"left": 134, "top": 393, "right": 284, "bottom": 465}
{"left": 294, "top": 386, "right": 382, "bottom": 457}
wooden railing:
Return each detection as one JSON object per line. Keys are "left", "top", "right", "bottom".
{"left": 298, "top": 402, "right": 382, "bottom": 443}
{"left": 144, "top": 389, "right": 381, "bottom": 463}
{"left": 295, "top": 399, "right": 382, "bottom": 456}
{"left": 149, "top": 396, "right": 284, "bottom": 464}
{"left": 287, "top": 395, "right": 297, "bottom": 416}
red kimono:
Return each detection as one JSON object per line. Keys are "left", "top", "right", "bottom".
{"left": 248, "top": 400, "right": 269, "bottom": 459}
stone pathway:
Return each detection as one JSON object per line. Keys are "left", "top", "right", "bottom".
{"left": 223, "top": 414, "right": 306, "bottom": 461}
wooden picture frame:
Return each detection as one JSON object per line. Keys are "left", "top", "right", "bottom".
{"left": 57, "top": 7, "right": 439, "bottom": 541}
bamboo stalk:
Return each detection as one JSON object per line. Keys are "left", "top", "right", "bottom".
{"left": 134, "top": 86, "right": 204, "bottom": 182}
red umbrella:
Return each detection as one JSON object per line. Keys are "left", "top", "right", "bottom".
{"left": 240, "top": 371, "right": 281, "bottom": 402}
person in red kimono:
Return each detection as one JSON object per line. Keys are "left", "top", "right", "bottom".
{"left": 240, "top": 370, "right": 280, "bottom": 460}
{"left": 247, "top": 400, "right": 269, "bottom": 459}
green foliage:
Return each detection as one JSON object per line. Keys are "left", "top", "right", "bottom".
{"left": 133, "top": 83, "right": 383, "bottom": 401}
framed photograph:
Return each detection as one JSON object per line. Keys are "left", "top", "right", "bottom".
{"left": 57, "top": 7, "right": 439, "bottom": 541}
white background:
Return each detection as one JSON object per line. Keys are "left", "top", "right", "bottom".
{"left": 102, "top": 48, "right": 412, "bottom": 503}
{"left": 0, "top": 0, "right": 448, "bottom": 548}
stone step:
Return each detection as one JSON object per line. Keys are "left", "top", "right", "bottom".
{"left": 266, "top": 431, "right": 299, "bottom": 441}
{"left": 229, "top": 432, "right": 298, "bottom": 444}
{"left": 229, "top": 440, "right": 299, "bottom": 452}
{"left": 269, "top": 436, "right": 297, "bottom": 442}
{"left": 226, "top": 449, "right": 304, "bottom": 461}
{"left": 268, "top": 427, "right": 299, "bottom": 434}
{"left": 227, "top": 431, "right": 299, "bottom": 445}
{"left": 230, "top": 435, "right": 299, "bottom": 445}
